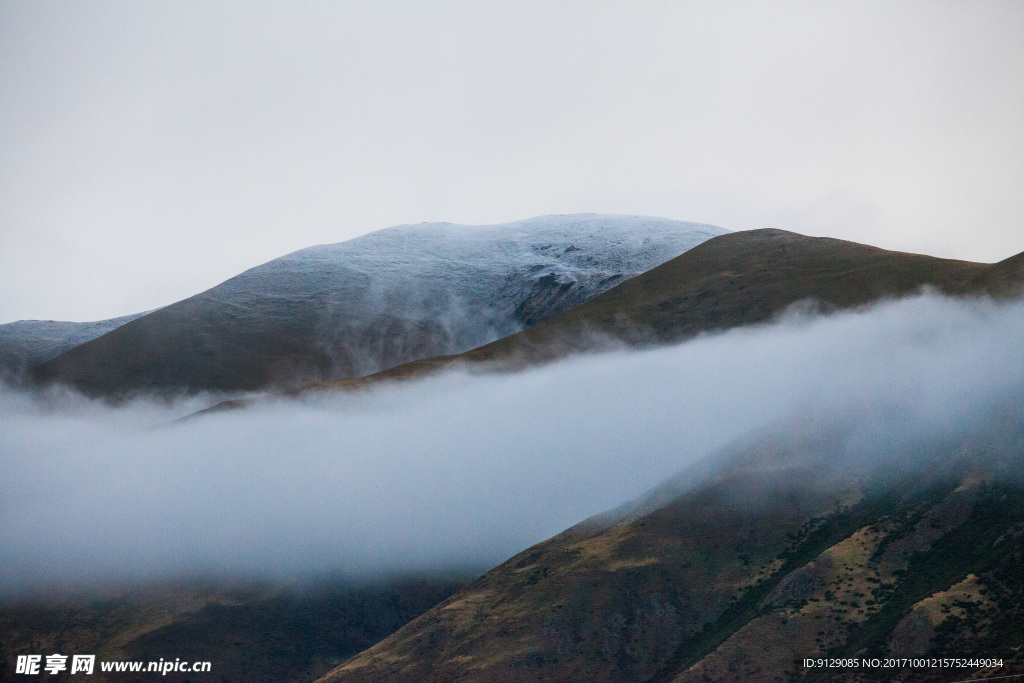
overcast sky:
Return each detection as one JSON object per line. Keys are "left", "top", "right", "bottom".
{"left": 2, "top": 1, "right": 1022, "bottom": 324}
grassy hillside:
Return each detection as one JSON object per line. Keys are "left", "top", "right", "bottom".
{"left": 315, "top": 229, "right": 1023, "bottom": 391}
{"left": 319, "top": 413, "right": 1024, "bottom": 682}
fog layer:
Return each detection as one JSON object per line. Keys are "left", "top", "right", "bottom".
{"left": 2, "top": 293, "right": 1022, "bottom": 592}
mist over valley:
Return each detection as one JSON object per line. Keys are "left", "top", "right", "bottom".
{"left": 3, "top": 292, "right": 1022, "bottom": 590}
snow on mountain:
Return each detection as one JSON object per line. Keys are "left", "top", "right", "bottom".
{"left": 33, "top": 214, "right": 727, "bottom": 393}
{"left": 207, "top": 214, "right": 727, "bottom": 370}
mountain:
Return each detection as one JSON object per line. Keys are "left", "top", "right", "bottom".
{"left": 0, "top": 314, "right": 144, "bottom": 382}
{"left": 5, "top": 229, "right": 1023, "bottom": 682}
{"left": 312, "top": 229, "right": 1024, "bottom": 390}
{"left": 318, "top": 409, "right": 1024, "bottom": 682}
{"left": 30, "top": 215, "right": 725, "bottom": 396}
{"left": 303, "top": 230, "right": 1024, "bottom": 681}
{"left": 0, "top": 575, "right": 471, "bottom": 683}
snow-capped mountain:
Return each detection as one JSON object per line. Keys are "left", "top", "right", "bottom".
{"left": 32, "top": 214, "right": 726, "bottom": 393}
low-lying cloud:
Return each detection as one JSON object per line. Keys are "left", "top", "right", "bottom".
{"left": 2, "top": 293, "right": 1023, "bottom": 594}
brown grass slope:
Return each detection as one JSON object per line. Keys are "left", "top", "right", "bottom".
{"left": 319, "top": 411, "right": 1024, "bottom": 683}
{"left": 317, "top": 229, "right": 1023, "bottom": 391}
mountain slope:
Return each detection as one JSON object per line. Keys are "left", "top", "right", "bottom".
{"left": 315, "top": 229, "right": 1021, "bottom": 389}
{"left": 0, "top": 575, "right": 470, "bottom": 683}
{"left": 31, "top": 215, "right": 724, "bottom": 395}
{"left": 0, "top": 314, "right": 145, "bottom": 381}
{"left": 319, "top": 410, "right": 1024, "bottom": 683}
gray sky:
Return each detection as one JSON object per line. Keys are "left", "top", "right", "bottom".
{"left": 2, "top": 1, "right": 1022, "bottom": 324}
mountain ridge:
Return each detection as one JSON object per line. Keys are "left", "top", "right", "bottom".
{"left": 29, "top": 214, "right": 725, "bottom": 396}
{"left": 0, "top": 313, "right": 147, "bottom": 382}
{"left": 309, "top": 228, "right": 1023, "bottom": 393}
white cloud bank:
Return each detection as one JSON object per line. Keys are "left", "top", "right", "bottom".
{"left": 1, "top": 293, "right": 1022, "bottom": 593}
